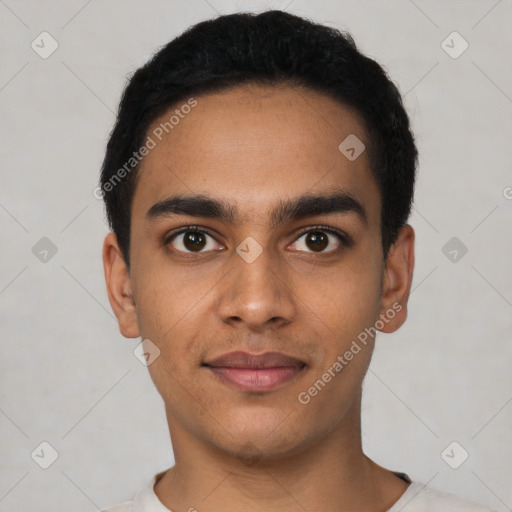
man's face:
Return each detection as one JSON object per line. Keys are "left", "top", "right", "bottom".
{"left": 119, "top": 84, "right": 391, "bottom": 458}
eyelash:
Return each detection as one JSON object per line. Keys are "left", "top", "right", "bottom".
{"left": 163, "top": 224, "right": 352, "bottom": 254}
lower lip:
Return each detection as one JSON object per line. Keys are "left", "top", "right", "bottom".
{"left": 205, "top": 366, "right": 305, "bottom": 392}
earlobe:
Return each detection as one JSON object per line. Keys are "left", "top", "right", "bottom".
{"left": 102, "top": 232, "right": 140, "bottom": 338}
{"left": 378, "top": 225, "right": 415, "bottom": 334}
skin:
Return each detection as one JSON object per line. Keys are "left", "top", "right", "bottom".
{"left": 103, "top": 84, "right": 415, "bottom": 512}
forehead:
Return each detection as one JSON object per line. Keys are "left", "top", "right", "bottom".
{"left": 131, "top": 84, "right": 380, "bottom": 226}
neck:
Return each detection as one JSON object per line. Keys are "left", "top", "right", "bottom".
{"left": 154, "top": 392, "right": 409, "bottom": 512}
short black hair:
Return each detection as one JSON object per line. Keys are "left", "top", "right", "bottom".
{"left": 99, "top": 10, "right": 417, "bottom": 268}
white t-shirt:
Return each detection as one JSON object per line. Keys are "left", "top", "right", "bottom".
{"left": 102, "top": 470, "right": 497, "bottom": 512}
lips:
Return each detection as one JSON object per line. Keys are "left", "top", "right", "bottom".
{"left": 203, "top": 351, "right": 307, "bottom": 392}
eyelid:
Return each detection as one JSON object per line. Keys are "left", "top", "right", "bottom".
{"left": 163, "top": 224, "right": 353, "bottom": 252}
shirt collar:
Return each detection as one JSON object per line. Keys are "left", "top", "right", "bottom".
{"left": 132, "top": 470, "right": 171, "bottom": 512}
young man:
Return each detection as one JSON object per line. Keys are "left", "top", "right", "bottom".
{"left": 100, "top": 10, "right": 496, "bottom": 512}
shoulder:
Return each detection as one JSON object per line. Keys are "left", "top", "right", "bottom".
{"left": 101, "top": 500, "right": 133, "bottom": 512}
{"left": 392, "top": 482, "right": 498, "bottom": 512}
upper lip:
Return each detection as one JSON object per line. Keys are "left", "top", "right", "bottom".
{"left": 203, "top": 351, "right": 306, "bottom": 369}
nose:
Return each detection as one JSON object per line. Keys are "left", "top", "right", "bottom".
{"left": 216, "top": 246, "right": 297, "bottom": 332}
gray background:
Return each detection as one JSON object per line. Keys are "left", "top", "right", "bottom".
{"left": 1, "top": 0, "right": 511, "bottom": 510}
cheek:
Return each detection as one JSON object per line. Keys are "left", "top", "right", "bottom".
{"left": 133, "top": 257, "right": 207, "bottom": 337}
{"left": 132, "top": 260, "right": 217, "bottom": 379}
{"left": 135, "top": 278, "right": 208, "bottom": 407}
{"left": 296, "top": 258, "right": 382, "bottom": 343}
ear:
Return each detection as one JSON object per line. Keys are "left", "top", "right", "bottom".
{"left": 102, "top": 232, "right": 140, "bottom": 338}
{"left": 378, "top": 224, "right": 415, "bottom": 333}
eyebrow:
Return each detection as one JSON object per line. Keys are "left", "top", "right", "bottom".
{"left": 146, "top": 190, "right": 367, "bottom": 229}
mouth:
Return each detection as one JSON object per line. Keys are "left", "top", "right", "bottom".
{"left": 202, "top": 351, "right": 307, "bottom": 392}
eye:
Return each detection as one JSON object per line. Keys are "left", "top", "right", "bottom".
{"left": 164, "top": 225, "right": 351, "bottom": 255}
{"left": 165, "top": 226, "right": 222, "bottom": 253}
{"left": 289, "top": 227, "right": 348, "bottom": 253}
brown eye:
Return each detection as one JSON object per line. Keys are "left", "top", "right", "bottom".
{"left": 305, "top": 231, "right": 329, "bottom": 252}
{"left": 167, "top": 229, "right": 219, "bottom": 253}
{"left": 290, "top": 228, "right": 345, "bottom": 253}
{"left": 182, "top": 231, "right": 207, "bottom": 251}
